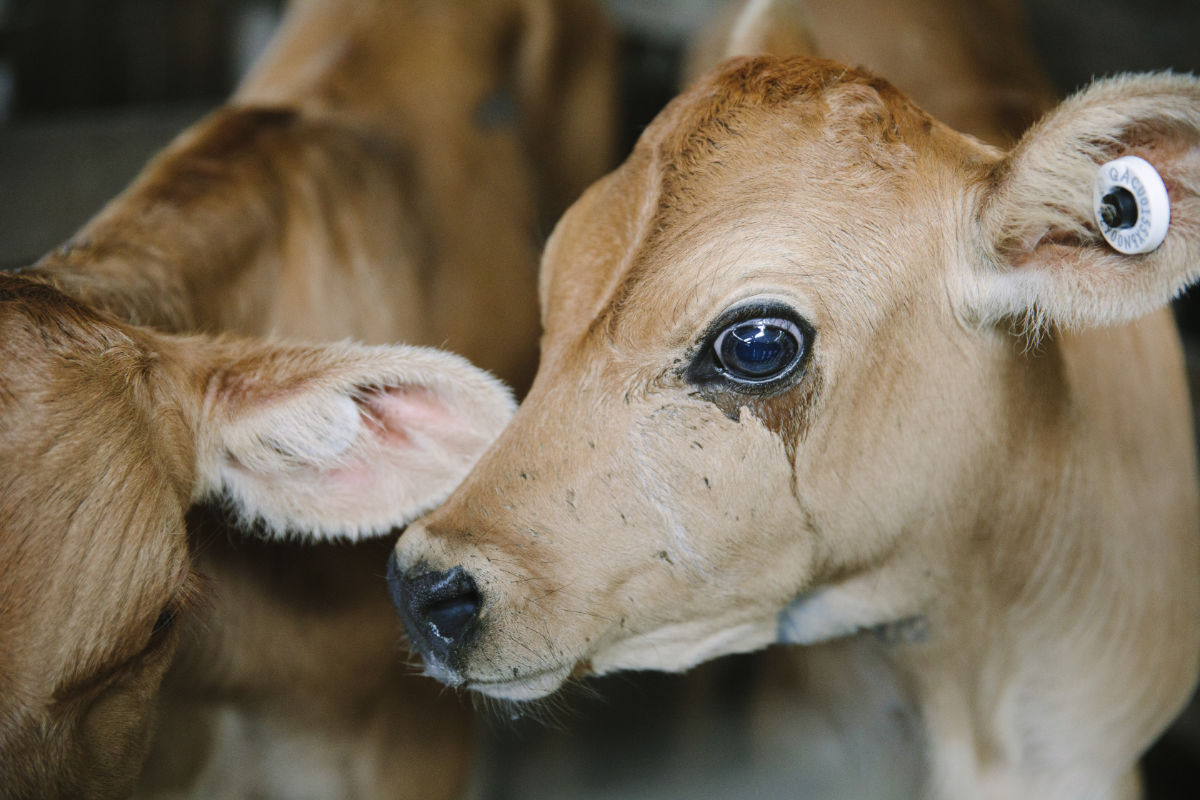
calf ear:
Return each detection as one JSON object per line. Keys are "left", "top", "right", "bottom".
{"left": 962, "top": 72, "right": 1200, "bottom": 335}
{"left": 721, "top": 0, "right": 815, "bottom": 61}
{"left": 682, "top": 0, "right": 815, "bottom": 86}
{"left": 191, "top": 341, "right": 515, "bottom": 541}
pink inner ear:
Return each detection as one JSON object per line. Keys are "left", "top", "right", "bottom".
{"left": 357, "top": 386, "right": 455, "bottom": 446}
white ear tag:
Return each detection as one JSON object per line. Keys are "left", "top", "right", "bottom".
{"left": 1093, "top": 155, "right": 1170, "bottom": 255}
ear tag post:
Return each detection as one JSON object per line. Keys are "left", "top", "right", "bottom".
{"left": 1093, "top": 155, "right": 1170, "bottom": 254}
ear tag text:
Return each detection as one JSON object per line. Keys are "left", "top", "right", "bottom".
{"left": 1093, "top": 155, "right": 1170, "bottom": 254}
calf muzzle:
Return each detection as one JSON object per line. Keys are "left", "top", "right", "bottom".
{"left": 387, "top": 555, "right": 481, "bottom": 665}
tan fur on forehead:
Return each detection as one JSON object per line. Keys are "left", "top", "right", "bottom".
{"left": 566, "top": 56, "right": 937, "bottom": 348}
{"left": 651, "top": 56, "right": 929, "bottom": 189}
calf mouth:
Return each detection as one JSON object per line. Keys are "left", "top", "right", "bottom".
{"left": 464, "top": 663, "right": 578, "bottom": 701}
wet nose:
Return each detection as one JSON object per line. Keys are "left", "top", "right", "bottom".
{"left": 387, "top": 553, "right": 481, "bottom": 659}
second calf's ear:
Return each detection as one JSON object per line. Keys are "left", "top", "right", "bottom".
{"left": 961, "top": 72, "right": 1200, "bottom": 334}
{"left": 191, "top": 341, "right": 515, "bottom": 541}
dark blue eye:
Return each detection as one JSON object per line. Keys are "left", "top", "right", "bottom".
{"left": 713, "top": 317, "right": 803, "bottom": 384}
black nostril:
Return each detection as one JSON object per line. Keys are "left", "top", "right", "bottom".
{"left": 387, "top": 554, "right": 481, "bottom": 659}
{"left": 424, "top": 590, "right": 479, "bottom": 641}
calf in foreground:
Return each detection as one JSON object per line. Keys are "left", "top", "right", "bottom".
{"left": 0, "top": 0, "right": 613, "bottom": 796}
{"left": 393, "top": 57, "right": 1200, "bottom": 799}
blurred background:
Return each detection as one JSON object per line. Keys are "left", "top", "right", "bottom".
{"left": 2, "top": 0, "right": 1198, "bottom": 797}
{"left": 3, "top": 0, "right": 1200, "bottom": 268}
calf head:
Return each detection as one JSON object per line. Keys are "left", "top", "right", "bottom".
{"left": 392, "top": 57, "right": 1200, "bottom": 705}
{"left": 0, "top": 276, "right": 513, "bottom": 797}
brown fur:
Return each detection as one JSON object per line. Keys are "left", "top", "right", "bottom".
{"left": 394, "top": 58, "right": 1200, "bottom": 799}
{"left": 0, "top": 274, "right": 515, "bottom": 800}
{"left": 0, "top": 0, "right": 616, "bottom": 796}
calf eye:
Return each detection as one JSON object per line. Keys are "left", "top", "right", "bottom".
{"left": 714, "top": 318, "right": 803, "bottom": 383}
{"left": 146, "top": 603, "right": 180, "bottom": 652}
{"left": 686, "top": 302, "right": 813, "bottom": 394}
{"left": 152, "top": 606, "right": 177, "bottom": 637}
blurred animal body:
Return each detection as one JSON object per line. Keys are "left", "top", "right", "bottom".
{"left": 0, "top": 0, "right": 615, "bottom": 797}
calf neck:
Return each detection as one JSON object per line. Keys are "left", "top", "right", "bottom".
{"left": 393, "top": 57, "right": 1200, "bottom": 798}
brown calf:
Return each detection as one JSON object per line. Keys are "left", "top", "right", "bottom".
{"left": 0, "top": 278, "right": 512, "bottom": 797}
{"left": 392, "top": 57, "right": 1200, "bottom": 799}
{"left": 0, "top": 0, "right": 615, "bottom": 796}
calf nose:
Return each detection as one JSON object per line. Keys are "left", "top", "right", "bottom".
{"left": 387, "top": 554, "right": 481, "bottom": 660}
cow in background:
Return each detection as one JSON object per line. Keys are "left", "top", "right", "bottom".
{"left": 0, "top": 0, "right": 617, "bottom": 796}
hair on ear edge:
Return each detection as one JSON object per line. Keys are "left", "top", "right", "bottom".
{"left": 960, "top": 71, "right": 1200, "bottom": 338}
{"left": 190, "top": 341, "right": 516, "bottom": 542}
